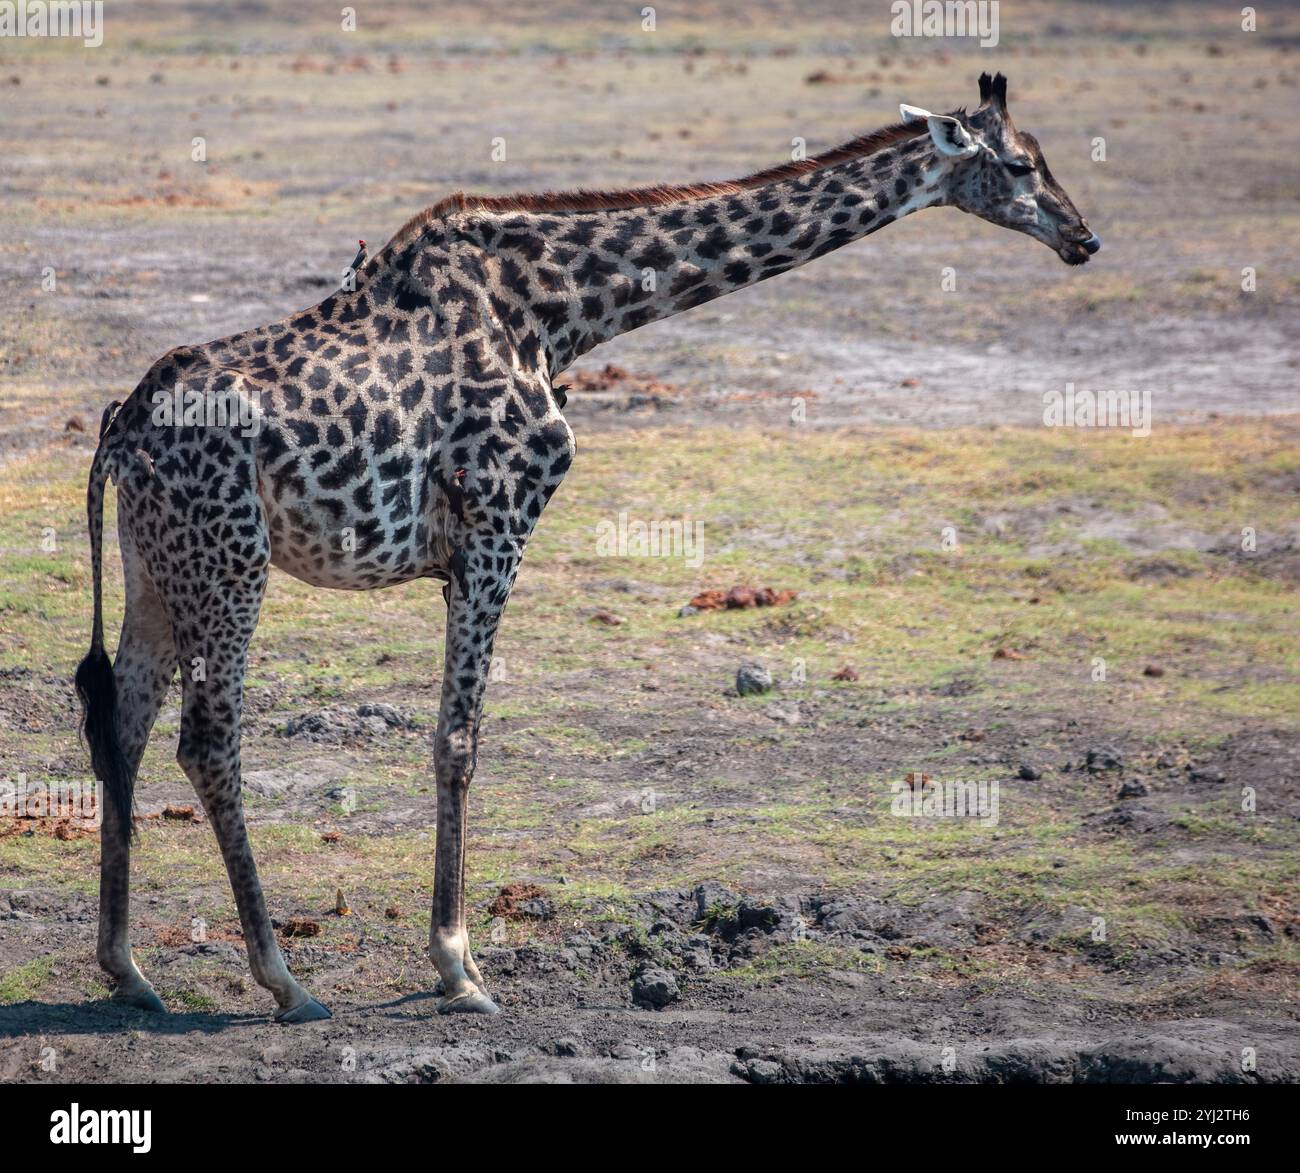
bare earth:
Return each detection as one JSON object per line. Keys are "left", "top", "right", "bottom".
{"left": 1, "top": 2, "right": 1297, "bottom": 1083}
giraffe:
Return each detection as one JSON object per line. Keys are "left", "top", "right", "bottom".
{"left": 75, "top": 72, "right": 1097, "bottom": 1022}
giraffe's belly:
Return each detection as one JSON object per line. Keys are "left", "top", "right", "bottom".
{"left": 259, "top": 463, "right": 444, "bottom": 591}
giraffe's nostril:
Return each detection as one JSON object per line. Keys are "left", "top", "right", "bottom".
{"left": 1082, "top": 233, "right": 1101, "bottom": 254}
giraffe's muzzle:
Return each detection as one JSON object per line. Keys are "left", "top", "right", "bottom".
{"left": 1058, "top": 230, "right": 1100, "bottom": 266}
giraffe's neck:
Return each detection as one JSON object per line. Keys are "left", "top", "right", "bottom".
{"left": 462, "top": 132, "right": 950, "bottom": 377}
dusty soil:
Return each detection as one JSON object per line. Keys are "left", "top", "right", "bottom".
{"left": 1, "top": 2, "right": 1298, "bottom": 1084}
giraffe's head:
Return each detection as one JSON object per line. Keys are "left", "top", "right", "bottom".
{"left": 900, "top": 72, "right": 1100, "bottom": 266}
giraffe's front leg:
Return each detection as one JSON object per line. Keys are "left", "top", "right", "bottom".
{"left": 430, "top": 726, "right": 498, "bottom": 1015}
{"left": 428, "top": 573, "right": 512, "bottom": 1016}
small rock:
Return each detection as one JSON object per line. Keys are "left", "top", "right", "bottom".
{"left": 279, "top": 711, "right": 354, "bottom": 742}
{"left": 1118, "top": 779, "right": 1149, "bottom": 799}
{"left": 677, "top": 604, "right": 699, "bottom": 618}
{"left": 632, "top": 966, "right": 679, "bottom": 1010}
{"left": 283, "top": 705, "right": 416, "bottom": 741}
{"left": 357, "top": 702, "right": 413, "bottom": 728}
{"left": 682, "top": 934, "right": 714, "bottom": 970}
{"left": 1086, "top": 746, "right": 1123, "bottom": 772}
{"left": 1188, "top": 766, "right": 1226, "bottom": 785}
{"left": 736, "top": 662, "right": 773, "bottom": 696}
{"left": 739, "top": 1057, "right": 784, "bottom": 1083}
{"left": 1017, "top": 763, "right": 1042, "bottom": 781}
{"left": 553, "top": 1038, "right": 582, "bottom": 1057}
{"left": 1143, "top": 664, "right": 1165, "bottom": 677}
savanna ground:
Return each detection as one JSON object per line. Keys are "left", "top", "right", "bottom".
{"left": 1, "top": 1, "right": 1297, "bottom": 1083}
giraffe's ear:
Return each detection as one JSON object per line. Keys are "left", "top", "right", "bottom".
{"left": 927, "top": 115, "right": 978, "bottom": 157}
{"left": 900, "top": 104, "right": 979, "bottom": 159}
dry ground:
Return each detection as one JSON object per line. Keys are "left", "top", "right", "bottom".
{"left": 0, "top": 2, "right": 1297, "bottom": 1083}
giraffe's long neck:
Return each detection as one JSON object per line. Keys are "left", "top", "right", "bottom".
{"left": 465, "top": 132, "right": 950, "bottom": 377}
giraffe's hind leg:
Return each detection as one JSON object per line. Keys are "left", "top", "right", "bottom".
{"left": 97, "top": 525, "right": 175, "bottom": 1012}
{"left": 156, "top": 539, "right": 330, "bottom": 1024}
{"left": 170, "top": 585, "right": 329, "bottom": 1024}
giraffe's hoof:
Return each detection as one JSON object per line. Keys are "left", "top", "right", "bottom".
{"left": 436, "top": 989, "right": 499, "bottom": 1016}
{"left": 110, "top": 985, "right": 167, "bottom": 1014}
{"left": 432, "top": 975, "right": 495, "bottom": 1001}
{"left": 274, "top": 997, "right": 332, "bottom": 1024}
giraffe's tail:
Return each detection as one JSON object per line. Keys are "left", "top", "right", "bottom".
{"left": 74, "top": 414, "right": 134, "bottom": 845}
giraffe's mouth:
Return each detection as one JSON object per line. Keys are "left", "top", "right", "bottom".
{"left": 1058, "top": 232, "right": 1100, "bottom": 266}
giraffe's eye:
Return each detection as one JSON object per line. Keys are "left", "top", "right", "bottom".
{"left": 1005, "top": 160, "right": 1035, "bottom": 178}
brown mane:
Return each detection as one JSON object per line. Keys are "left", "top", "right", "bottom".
{"left": 388, "top": 119, "right": 931, "bottom": 247}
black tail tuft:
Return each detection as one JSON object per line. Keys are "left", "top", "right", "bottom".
{"left": 75, "top": 646, "right": 134, "bottom": 844}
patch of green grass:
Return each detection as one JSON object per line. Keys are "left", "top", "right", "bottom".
{"left": 0, "top": 834, "right": 101, "bottom": 889}
{"left": 155, "top": 986, "right": 220, "bottom": 1013}
{"left": 721, "top": 939, "right": 883, "bottom": 983}
{"left": 0, "top": 956, "right": 55, "bottom": 1004}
